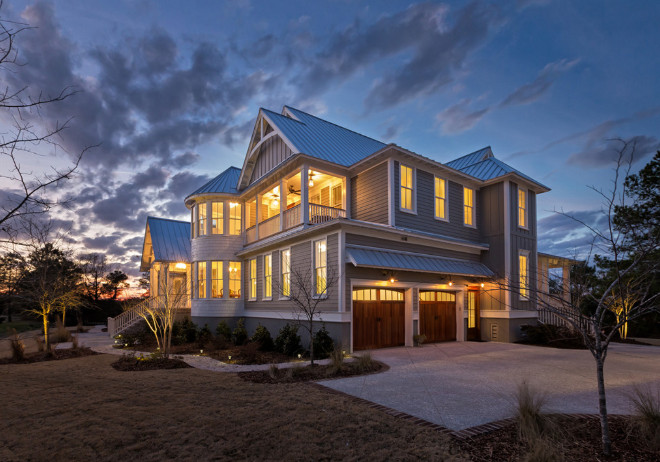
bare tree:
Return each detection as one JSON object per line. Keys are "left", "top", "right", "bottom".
{"left": 276, "top": 265, "right": 338, "bottom": 365}
{"left": 0, "top": 2, "right": 92, "bottom": 245}
{"left": 79, "top": 253, "right": 107, "bottom": 302}
{"left": 492, "top": 141, "right": 659, "bottom": 456}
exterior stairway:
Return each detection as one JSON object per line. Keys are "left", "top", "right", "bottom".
{"left": 107, "top": 296, "right": 190, "bottom": 337}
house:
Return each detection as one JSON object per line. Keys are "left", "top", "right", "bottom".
{"left": 127, "top": 105, "right": 574, "bottom": 351}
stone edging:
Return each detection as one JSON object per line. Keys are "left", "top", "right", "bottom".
{"left": 308, "top": 383, "right": 604, "bottom": 440}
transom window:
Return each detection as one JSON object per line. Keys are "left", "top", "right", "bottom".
{"left": 211, "top": 261, "right": 223, "bottom": 298}
{"left": 518, "top": 188, "right": 528, "bottom": 228}
{"left": 263, "top": 254, "right": 272, "bottom": 299}
{"left": 314, "top": 239, "right": 327, "bottom": 296}
{"left": 463, "top": 187, "right": 474, "bottom": 227}
{"left": 249, "top": 259, "right": 257, "bottom": 300}
{"left": 434, "top": 177, "right": 447, "bottom": 220}
{"left": 198, "top": 203, "right": 207, "bottom": 236}
{"left": 519, "top": 252, "right": 529, "bottom": 300}
{"left": 281, "top": 249, "right": 291, "bottom": 297}
{"left": 400, "top": 164, "right": 414, "bottom": 211}
{"left": 419, "top": 291, "right": 455, "bottom": 302}
{"left": 197, "top": 262, "right": 206, "bottom": 298}
{"left": 229, "top": 202, "right": 241, "bottom": 235}
{"left": 212, "top": 202, "right": 224, "bottom": 234}
{"left": 229, "top": 261, "right": 241, "bottom": 298}
{"left": 352, "top": 289, "right": 403, "bottom": 301}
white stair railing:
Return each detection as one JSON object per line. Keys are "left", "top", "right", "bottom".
{"left": 108, "top": 295, "right": 191, "bottom": 337}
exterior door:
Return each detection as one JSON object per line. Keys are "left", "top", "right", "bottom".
{"left": 353, "top": 288, "right": 405, "bottom": 350}
{"left": 419, "top": 291, "right": 456, "bottom": 342}
{"left": 466, "top": 289, "right": 480, "bottom": 341}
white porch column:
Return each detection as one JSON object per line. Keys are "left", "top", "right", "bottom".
{"left": 456, "top": 288, "right": 466, "bottom": 342}
{"left": 255, "top": 195, "right": 260, "bottom": 240}
{"left": 344, "top": 176, "right": 351, "bottom": 218}
{"left": 301, "top": 164, "right": 309, "bottom": 226}
{"left": 279, "top": 178, "right": 286, "bottom": 231}
{"left": 405, "top": 288, "right": 413, "bottom": 347}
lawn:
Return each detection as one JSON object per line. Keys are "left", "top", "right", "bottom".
{"left": 0, "top": 354, "right": 467, "bottom": 461}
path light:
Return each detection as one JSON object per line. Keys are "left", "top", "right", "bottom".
{"left": 228, "top": 355, "right": 232, "bottom": 360}
{"left": 200, "top": 349, "right": 204, "bottom": 354}
{"left": 297, "top": 353, "right": 302, "bottom": 359}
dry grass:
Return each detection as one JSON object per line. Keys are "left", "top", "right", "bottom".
{"left": 629, "top": 385, "right": 660, "bottom": 451}
{"left": 0, "top": 354, "right": 467, "bottom": 461}
{"left": 9, "top": 329, "right": 25, "bottom": 361}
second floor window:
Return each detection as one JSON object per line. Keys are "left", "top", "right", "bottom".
{"left": 281, "top": 249, "right": 291, "bottom": 297}
{"left": 434, "top": 177, "right": 447, "bottom": 220}
{"left": 264, "top": 254, "right": 272, "bottom": 299}
{"left": 518, "top": 188, "right": 527, "bottom": 228}
{"left": 519, "top": 252, "right": 529, "bottom": 300}
{"left": 249, "top": 259, "right": 257, "bottom": 300}
{"left": 314, "top": 239, "right": 327, "bottom": 296}
{"left": 463, "top": 187, "right": 474, "bottom": 227}
{"left": 198, "top": 203, "right": 207, "bottom": 236}
{"left": 211, "top": 261, "right": 223, "bottom": 298}
{"left": 400, "top": 164, "right": 414, "bottom": 211}
{"left": 229, "top": 261, "right": 241, "bottom": 298}
{"left": 229, "top": 202, "right": 241, "bottom": 235}
{"left": 212, "top": 202, "right": 223, "bottom": 234}
{"left": 197, "top": 262, "right": 206, "bottom": 298}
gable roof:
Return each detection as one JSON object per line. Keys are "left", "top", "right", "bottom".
{"left": 141, "top": 217, "right": 191, "bottom": 271}
{"left": 262, "top": 106, "right": 387, "bottom": 166}
{"left": 187, "top": 166, "right": 241, "bottom": 199}
{"left": 445, "top": 146, "right": 493, "bottom": 170}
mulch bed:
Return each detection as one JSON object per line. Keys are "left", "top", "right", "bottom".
{"left": 459, "top": 415, "right": 659, "bottom": 461}
{"left": 0, "top": 347, "right": 98, "bottom": 365}
{"left": 111, "top": 355, "right": 192, "bottom": 371}
{"left": 132, "top": 342, "right": 296, "bottom": 365}
{"left": 238, "top": 360, "right": 388, "bottom": 383}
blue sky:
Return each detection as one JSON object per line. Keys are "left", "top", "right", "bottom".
{"left": 3, "top": 0, "right": 659, "bottom": 275}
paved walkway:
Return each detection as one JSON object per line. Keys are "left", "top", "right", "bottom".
{"left": 317, "top": 341, "right": 660, "bottom": 430}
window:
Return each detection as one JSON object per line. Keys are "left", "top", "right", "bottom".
{"left": 229, "top": 202, "right": 241, "bottom": 235}
{"left": 228, "top": 261, "right": 241, "bottom": 298}
{"left": 314, "top": 239, "right": 327, "bottom": 296}
{"left": 518, "top": 187, "right": 528, "bottom": 228}
{"left": 211, "top": 261, "right": 223, "bottom": 298}
{"left": 249, "top": 259, "right": 257, "bottom": 300}
{"left": 400, "top": 164, "right": 414, "bottom": 211}
{"left": 467, "top": 291, "right": 476, "bottom": 328}
{"left": 352, "top": 289, "right": 403, "bottom": 301}
{"left": 198, "top": 203, "right": 207, "bottom": 236}
{"left": 463, "top": 187, "right": 475, "bottom": 227}
{"left": 419, "top": 291, "right": 455, "bottom": 302}
{"left": 263, "top": 254, "right": 272, "bottom": 299}
{"left": 519, "top": 252, "right": 529, "bottom": 300}
{"left": 281, "top": 249, "right": 291, "bottom": 297}
{"left": 434, "top": 177, "right": 447, "bottom": 220}
{"left": 212, "top": 202, "right": 224, "bottom": 234}
{"left": 197, "top": 262, "right": 206, "bottom": 298}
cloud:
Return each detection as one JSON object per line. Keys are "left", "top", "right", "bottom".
{"left": 566, "top": 135, "right": 659, "bottom": 168}
{"left": 500, "top": 58, "right": 580, "bottom": 107}
{"left": 537, "top": 210, "right": 608, "bottom": 257}
{"left": 436, "top": 99, "right": 490, "bottom": 134}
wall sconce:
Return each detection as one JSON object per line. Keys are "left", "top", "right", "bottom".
{"left": 448, "top": 281, "right": 453, "bottom": 287}
{"left": 175, "top": 262, "right": 187, "bottom": 269}
{"left": 480, "top": 282, "right": 485, "bottom": 288}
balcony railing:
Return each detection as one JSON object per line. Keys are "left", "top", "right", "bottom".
{"left": 259, "top": 214, "right": 280, "bottom": 239}
{"left": 310, "top": 203, "right": 346, "bottom": 223}
{"left": 284, "top": 204, "right": 301, "bottom": 230}
{"left": 245, "top": 226, "right": 256, "bottom": 243}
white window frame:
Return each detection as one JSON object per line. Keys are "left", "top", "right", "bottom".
{"left": 399, "top": 163, "right": 416, "bottom": 213}
{"left": 211, "top": 201, "right": 224, "bottom": 235}
{"left": 197, "top": 261, "right": 207, "bottom": 299}
{"left": 248, "top": 258, "right": 257, "bottom": 301}
{"left": 228, "top": 261, "right": 242, "bottom": 299}
{"left": 198, "top": 202, "right": 207, "bottom": 236}
{"left": 280, "top": 248, "right": 291, "bottom": 300}
{"left": 211, "top": 261, "right": 223, "bottom": 299}
{"left": 263, "top": 253, "right": 272, "bottom": 300}
{"left": 463, "top": 186, "right": 476, "bottom": 228}
{"left": 434, "top": 176, "right": 448, "bottom": 221}
{"left": 228, "top": 202, "right": 242, "bottom": 235}
{"left": 518, "top": 187, "right": 528, "bottom": 230}
{"left": 313, "top": 238, "right": 328, "bottom": 298}
{"left": 519, "top": 250, "right": 530, "bottom": 301}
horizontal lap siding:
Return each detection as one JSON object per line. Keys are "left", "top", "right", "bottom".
{"left": 394, "top": 162, "right": 481, "bottom": 242}
{"left": 351, "top": 162, "right": 388, "bottom": 224}
{"left": 345, "top": 234, "right": 481, "bottom": 261}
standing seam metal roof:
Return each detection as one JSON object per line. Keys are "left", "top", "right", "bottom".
{"left": 445, "top": 146, "right": 493, "bottom": 170}
{"left": 147, "top": 217, "right": 191, "bottom": 262}
{"left": 187, "top": 166, "right": 241, "bottom": 198}
{"left": 458, "top": 157, "right": 549, "bottom": 188}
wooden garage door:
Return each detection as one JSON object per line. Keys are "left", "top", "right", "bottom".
{"left": 419, "top": 291, "right": 456, "bottom": 343}
{"left": 353, "top": 288, "right": 405, "bottom": 350}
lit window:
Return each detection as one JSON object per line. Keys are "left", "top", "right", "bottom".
{"left": 400, "top": 164, "right": 414, "bottom": 211}
{"left": 281, "top": 249, "right": 291, "bottom": 297}
{"left": 434, "top": 177, "right": 447, "bottom": 220}
{"left": 314, "top": 239, "right": 327, "bottom": 296}
{"left": 212, "top": 202, "right": 224, "bottom": 234}
{"left": 229, "top": 261, "right": 241, "bottom": 298}
{"left": 463, "top": 187, "right": 474, "bottom": 226}
{"left": 249, "top": 258, "right": 257, "bottom": 300}
{"left": 519, "top": 252, "right": 529, "bottom": 299}
{"left": 197, "top": 262, "right": 206, "bottom": 299}
{"left": 211, "top": 261, "right": 223, "bottom": 298}
{"left": 263, "top": 254, "right": 272, "bottom": 299}
{"left": 518, "top": 188, "right": 527, "bottom": 228}
{"left": 229, "top": 202, "right": 241, "bottom": 235}
{"left": 467, "top": 292, "right": 476, "bottom": 328}
{"left": 198, "top": 203, "right": 207, "bottom": 236}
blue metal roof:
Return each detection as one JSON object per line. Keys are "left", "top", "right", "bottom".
{"left": 459, "top": 157, "right": 549, "bottom": 189}
{"left": 262, "top": 106, "right": 387, "bottom": 166}
{"left": 346, "top": 246, "right": 494, "bottom": 278}
{"left": 445, "top": 146, "right": 493, "bottom": 170}
{"left": 187, "top": 166, "right": 241, "bottom": 198}
{"left": 147, "top": 217, "right": 191, "bottom": 263}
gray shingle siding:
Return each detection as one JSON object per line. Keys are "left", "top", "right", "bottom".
{"left": 350, "top": 161, "right": 389, "bottom": 224}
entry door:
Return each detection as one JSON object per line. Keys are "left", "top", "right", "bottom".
{"left": 419, "top": 291, "right": 456, "bottom": 342}
{"left": 466, "top": 289, "right": 480, "bottom": 341}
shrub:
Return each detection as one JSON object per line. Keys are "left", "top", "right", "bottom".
{"left": 413, "top": 334, "right": 426, "bottom": 347}
{"left": 215, "top": 321, "right": 232, "bottom": 343}
{"left": 197, "top": 324, "right": 213, "bottom": 349}
{"left": 252, "top": 324, "right": 274, "bottom": 351}
{"left": 275, "top": 323, "right": 302, "bottom": 356}
{"left": 268, "top": 364, "right": 279, "bottom": 380}
{"left": 327, "top": 344, "right": 345, "bottom": 376}
{"left": 71, "top": 334, "right": 79, "bottom": 349}
{"left": 35, "top": 335, "right": 44, "bottom": 352}
{"left": 629, "top": 385, "right": 660, "bottom": 451}
{"left": 514, "top": 380, "right": 549, "bottom": 443}
{"left": 54, "top": 318, "right": 71, "bottom": 343}
{"left": 356, "top": 352, "right": 377, "bottom": 373}
{"left": 232, "top": 318, "right": 248, "bottom": 346}
{"left": 172, "top": 318, "right": 197, "bottom": 345}
{"left": 520, "top": 323, "right": 585, "bottom": 349}
{"left": 10, "top": 329, "right": 25, "bottom": 361}
{"left": 312, "top": 325, "right": 334, "bottom": 359}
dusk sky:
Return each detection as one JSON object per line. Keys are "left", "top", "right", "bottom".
{"left": 3, "top": 0, "right": 659, "bottom": 278}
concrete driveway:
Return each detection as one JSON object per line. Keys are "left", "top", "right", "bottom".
{"left": 318, "top": 342, "right": 660, "bottom": 430}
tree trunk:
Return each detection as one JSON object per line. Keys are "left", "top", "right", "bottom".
{"left": 43, "top": 315, "right": 50, "bottom": 352}
{"left": 309, "top": 320, "right": 315, "bottom": 365}
{"left": 596, "top": 355, "right": 612, "bottom": 456}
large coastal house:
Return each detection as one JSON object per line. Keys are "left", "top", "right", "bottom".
{"left": 127, "top": 106, "right": 573, "bottom": 351}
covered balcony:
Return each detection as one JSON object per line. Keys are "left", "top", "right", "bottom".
{"left": 245, "top": 166, "right": 346, "bottom": 244}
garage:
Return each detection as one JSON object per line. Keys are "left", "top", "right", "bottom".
{"left": 419, "top": 291, "right": 456, "bottom": 343}
{"left": 353, "top": 288, "right": 405, "bottom": 350}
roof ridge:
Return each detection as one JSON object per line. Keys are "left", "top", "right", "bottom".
{"left": 262, "top": 107, "right": 306, "bottom": 125}
{"left": 284, "top": 105, "right": 386, "bottom": 146}
{"left": 446, "top": 146, "right": 492, "bottom": 165}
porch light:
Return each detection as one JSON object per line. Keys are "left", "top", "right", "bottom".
{"left": 308, "top": 180, "right": 314, "bottom": 187}
{"left": 175, "top": 262, "right": 187, "bottom": 269}
{"left": 448, "top": 281, "right": 453, "bottom": 287}
{"left": 390, "top": 277, "right": 395, "bottom": 283}
{"left": 480, "top": 283, "right": 485, "bottom": 288}
{"left": 272, "top": 199, "right": 279, "bottom": 208}
{"left": 229, "top": 202, "right": 239, "bottom": 208}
